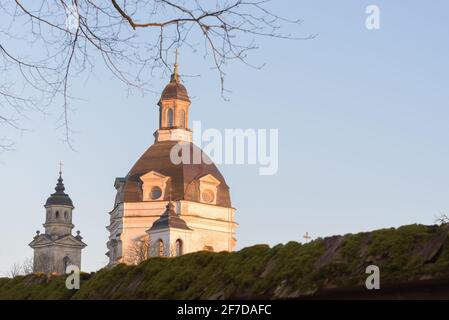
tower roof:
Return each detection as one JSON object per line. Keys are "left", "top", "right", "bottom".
{"left": 45, "top": 171, "right": 74, "bottom": 207}
{"left": 147, "top": 201, "right": 191, "bottom": 231}
{"left": 158, "top": 50, "right": 190, "bottom": 105}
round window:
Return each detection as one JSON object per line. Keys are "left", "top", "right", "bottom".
{"left": 150, "top": 186, "right": 162, "bottom": 200}
{"left": 202, "top": 189, "right": 215, "bottom": 203}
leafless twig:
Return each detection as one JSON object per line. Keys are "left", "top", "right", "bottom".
{"left": 435, "top": 213, "right": 449, "bottom": 225}
{"left": 0, "top": 0, "right": 313, "bottom": 149}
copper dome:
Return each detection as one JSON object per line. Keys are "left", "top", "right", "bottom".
{"left": 122, "top": 141, "right": 231, "bottom": 207}
{"left": 158, "top": 81, "right": 190, "bottom": 105}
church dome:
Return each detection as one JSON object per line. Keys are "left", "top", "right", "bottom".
{"left": 159, "top": 81, "right": 190, "bottom": 104}
{"left": 45, "top": 173, "right": 74, "bottom": 207}
{"left": 122, "top": 141, "right": 231, "bottom": 207}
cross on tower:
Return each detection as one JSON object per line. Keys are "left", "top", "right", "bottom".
{"left": 303, "top": 232, "right": 311, "bottom": 243}
{"left": 175, "top": 47, "right": 179, "bottom": 66}
{"left": 59, "top": 161, "right": 63, "bottom": 175}
{"left": 172, "top": 48, "right": 179, "bottom": 82}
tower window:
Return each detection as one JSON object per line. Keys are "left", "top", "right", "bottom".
{"left": 158, "top": 239, "right": 164, "bottom": 257}
{"left": 167, "top": 108, "right": 173, "bottom": 127}
{"left": 175, "top": 239, "right": 183, "bottom": 256}
{"left": 55, "top": 211, "right": 59, "bottom": 219}
{"left": 150, "top": 186, "right": 162, "bottom": 200}
{"left": 64, "top": 211, "right": 68, "bottom": 219}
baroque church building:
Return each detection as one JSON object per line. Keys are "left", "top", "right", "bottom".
{"left": 106, "top": 59, "right": 237, "bottom": 265}
{"left": 29, "top": 171, "right": 87, "bottom": 274}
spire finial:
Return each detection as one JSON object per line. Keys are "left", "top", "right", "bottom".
{"left": 54, "top": 162, "right": 66, "bottom": 194}
{"left": 171, "top": 48, "right": 180, "bottom": 83}
{"left": 164, "top": 183, "right": 176, "bottom": 214}
{"left": 175, "top": 47, "right": 179, "bottom": 66}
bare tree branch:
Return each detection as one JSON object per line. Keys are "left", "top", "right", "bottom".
{"left": 435, "top": 213, "right": 449, "bottom": 225}
{"left": 7, "top": 263, "right": 22, "bottom": 278}
{"left": 6, "top": 257, "right": 34, "bottom": 277}
{"left": 0, "top": 0, "right": 313, "bottom": 149}
{"left": 127, "top": 235, "right": 151, "bottom": 264}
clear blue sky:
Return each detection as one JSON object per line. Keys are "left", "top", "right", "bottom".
{"left": 1, "top": 0, "right": 449, "bottom": 274}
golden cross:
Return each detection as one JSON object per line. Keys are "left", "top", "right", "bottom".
{"left": 173, "top": 48, "right": 179, "bottom": 81}
{"left": 175, "top": 47, "right": 179, "bottom": 65}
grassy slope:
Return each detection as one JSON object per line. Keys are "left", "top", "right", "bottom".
{"left": 1, "top": 223, "right": 449, "bottom": 299}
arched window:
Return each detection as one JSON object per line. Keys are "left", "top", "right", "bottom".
{"left": 63, "top": 256, "right": 71, "bottom": 272}
{"left": 167, "top": 108, "right": 173, "bottom": 127}
{"left": 55, "top": 211, "right": 59, "bottom": 219}
{"left": 158, "top": 239, "right": 164, "bottom": 257}
{"left": 175, "top": 239, "right": 183, "bottom": 256}
{"left": 64, "top": 211, "right": 68, "bottom": 220}
{"left": 177, "top": 110, "right": 185, "bottom": 127}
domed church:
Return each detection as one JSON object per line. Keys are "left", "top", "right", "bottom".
{"left": 106, "top": 57, "right": 237, "bottom": 265}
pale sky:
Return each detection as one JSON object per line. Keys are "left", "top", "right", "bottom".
{"left": 1, "top": 1, "right": 448, "bottom": 274}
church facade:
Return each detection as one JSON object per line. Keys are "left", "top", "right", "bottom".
{"left": 29, "top": 171, "right": 86, "bottom": 274}
{"left": 106, "top": 60, "right": 237, "bottom": 265}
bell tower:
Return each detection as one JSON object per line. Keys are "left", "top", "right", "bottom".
{"left": 29, "top": 166, "right": 87, "bottom": 274}
{"left": 154, "top": 50, "right": 193, "bottom": 143}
